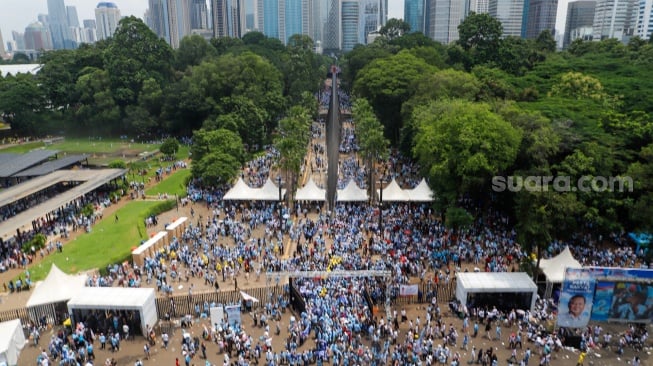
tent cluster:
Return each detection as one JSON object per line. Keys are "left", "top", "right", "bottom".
{"left": 223, "top": 177, "right": 434, "bottom": 202}
{"left": 223, "top": 177, "right": 287, "bottom": 201}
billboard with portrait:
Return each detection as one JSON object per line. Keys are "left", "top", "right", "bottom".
{"left": 588, "top": 267, "right": 653, "bottom": 323}
{"left": 557, "top": 268, "right": 595, "bottom": 328}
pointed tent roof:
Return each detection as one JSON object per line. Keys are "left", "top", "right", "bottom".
{"left": 26, "top": 264, "right": 88, "bottom": 308}
{"left": 253, "top": 177, "right": 287, "bottom": 201}
{"left": 377, "top": 178, "right": 410, "bottom": 202}
{"left": 337, "top": 180, "right": 368, "bottom": 201}
{"left": 223, "top": 177, "right": 255, "bottom": 200}
{"left": 539, "top": 246, "right": 583, "bottom": 283}
{"left": 407, "top": 178, "right": 435, "bottom": 202}
{"left": 295, "top": 177, "right": 326, "bottom": 201}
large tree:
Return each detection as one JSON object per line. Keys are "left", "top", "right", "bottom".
{"left": 352, "top": 98, "right": 389, "bottom": 199}
{"left": 413, "top": 99, "right": 522, "bottom": 209}
{"left": 457, "top": 12, "right": 503, "bottom": 67}
{"left": 353, "top": 50, "right": 437, "bottom": 143}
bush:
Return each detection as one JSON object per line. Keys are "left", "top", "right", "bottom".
{"left": 21, "top": 233, "right": 47, "bottom": 253}
{"left": 145, "top": 200, "right": 177, "bottom": 217}
{"left": 109, "top": 159, "right": 127, "bottom": 169}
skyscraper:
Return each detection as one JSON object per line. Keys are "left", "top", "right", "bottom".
{"left": 67, "top": 6, "right": 80, "bottom": 27}
{"left": 522, "top": 0, "right": 558, "bottom": 39}
{"left": 427, "top": 0, "right": 469, "bottom": 44}
{"left": 341, "top": 0, "right": 360, "bottom": 51}
{"left": 48, "top": 0, "right": 74, "bottom": 49}
{"left": 95, "top": 2, "right": 122, "bottom": 41}
{"left": 262, "top": 0, "right": 280, "bottom": 39}
{"left": 83, "top": 19, "right": 98, "bottom": 43}
{"left": 405, "top": 0, "right": 427, "bottom": 34}
{"left": 592, "top": 0, "right": 638, "bottom": 41}
{"left": 564, "top": 1, "right": 596, "bottom": 48}
{"left": 286, "top": 0, "right": 303, "bottom": 42}
{"left": 323, "top": 0, "right": 340, "bottom": 51}
{"left": 0, "top": 29, "right": 7, "bottom": 59}
{"left": 359, "top": 0, "right": 383, "bottom": 44}
{"left": 635, "top": 0, "right": 653, "bottom": 39}
{"left": 488, "top": 0, "right": 524, "bottom": 37}
{"left": 211, "top": 0, "right": 244, "bottom": 38}
{"left": 190, "top": 0, "right": 209, "bottom": 29}
{"left": 12, "top": 31, "right": 26, "bottom": 51}
{"left": 469, "top": 0, "right": 490, "bottom": 13}
{"left": 24, "top": 22, "right": 53, "bottom": 51}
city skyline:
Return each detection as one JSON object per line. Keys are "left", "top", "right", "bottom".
{"left": 0, "top": 0, "right": 404, "bottom": 49}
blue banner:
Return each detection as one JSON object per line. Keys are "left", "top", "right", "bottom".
{"left": 557, "top": 268, "right": 595, "bottom": 328}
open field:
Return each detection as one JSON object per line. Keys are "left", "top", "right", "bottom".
{"left": 26, "top": 200, "right": 163, "bottom": 282}
{"left": 145, "top": 168, "right": 191, "bottom": 196}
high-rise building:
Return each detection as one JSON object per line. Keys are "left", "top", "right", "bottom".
{"left": 48, "top": 0, "right": 75, "bottom": 49}
{"left": 488, "top": 0, "right": 524, "bottom": 37}
{"left": 592, "top": 0, "right": 638, "bottom": 41}
{"left": 95, "top": 2, "right": 122, "bottom": 40}
{"left": 522, "top": 0, "right": 558, "bottom": 38}
{"left": 341, "top": 0, "right": 360, "bottom": 51}
{"left": 286, "top": 0, "right": 303, "bottom": 42}
{"left": 262, "top": 0, "right": 280, "bottom": 39}
{"left": 12, "top": 31, "right": 26, "bottom": 51}
{"left": 635, "top": 0, "right": 653, "bottom": 39}
{"left": 564, "top": 1, "right": 596, "bottom": 48}
{"left": 24, "top": 22, "right": 53, "bottom": 51}
{"left": 359, "top": 0, "right": 383, "bottom": 44}
{"left": 190, "top": 0, "right": 209, "bottom": 29}
{"left": 211, "top": 0, "right": 244, "bottom": 38}
{"left": 322, "top": 0, "right": 340, "bottom": 51}
{"left": 148, "top": 0, "right": 193, "bottom": 48}
{"left": 82, "top": 19, "right": 98, "bottom": 43}
{"left": 67, "top": 6, "right": 80, "bottom": 27}
{"left": 405, "top": 0, "right": 427, "bottom": 34}
{"left": 469, "top": 0, "right": 490, "bottom": 13}
{"left": 38, "top": 14, "right": 50, "bottom": 25}
{"left": 0, "top": 29, "right": 7, "bottom": 59}
{"left": 427, "top": 0, "right": 469, "bottom": 44}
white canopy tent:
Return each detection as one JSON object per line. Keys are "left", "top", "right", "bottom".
{"left": 26, "top": 264, "right": 88, "bottom": 325}
{"left": 294, "top": 177, "right": 326, "bottom": 201}
{"left": 223, "top": 177, "right": 256, "bottom": 200}
{"left": 377, "top": 178, "right": 410, "bottom": 202}
{"left": 67, "top": 287, "right": 157, "bottom": 336}
{"left": 0, "top": 319, "right": 25, "bottom": 366}
{"left": 251, "top": 178, "right": 286, "bottom": 201}
{"left": 407, "top": 179, "right": 435, "bottom": 202}
{"left": 538, "top": 246, "right": 583, "bottom": 298}
{"left": 337, "top": 180, "right": 368, "bottom": 202}
{"left": 456, "top": 272, "right": 538, "bottom": 312}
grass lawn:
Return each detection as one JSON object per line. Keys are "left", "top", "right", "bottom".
{"left": 146, "top": 168, "right": 191, "bottom": 196}
{"left": 27, "top": 201, "right": 162, "bottom": 282}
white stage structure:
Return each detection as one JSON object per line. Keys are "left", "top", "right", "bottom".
{"left": 67, "top": 287, "right": 157, "bottom": 336}
{"left": 456, "top": 272, "right": 538, "bottom": 312}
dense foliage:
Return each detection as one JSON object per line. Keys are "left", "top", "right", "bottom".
{"left": 2, "top": 15, "right": 653, "bottom": 247}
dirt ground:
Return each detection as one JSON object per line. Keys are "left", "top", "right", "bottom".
{"left": 11, "top": 200, "right": 651, "bottom": 366}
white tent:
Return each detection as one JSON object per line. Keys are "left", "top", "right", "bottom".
{"left": 538, "top": 246, "right": 583, "bottom": 298}
{"left": 456, "top": 272, "right": 538, "bottom": 312}
{"left": 223, "top": 177, "right": 255, "bottom": 200}
{"left": 26, "top": 264, "right": 88, "bottom": 325}
{"left": 67, "top": 287, "right": 157, "bottom": 336}
{"left": 240, "top": 291, "right": 260, "bottom": 303}
{"left": 295, "top": 177, "right": 326, "bottom": 201}
{"left": 252, "top": 178, "right": 287, "bottom": 201}
{"left": 337, "top": 180, "right": 368, "bottom": 202}
{"left": 377, "top": 178, "right": 410, "bottom": 202}
{"left": 407, "top": 178, "right": 435, "bottom": 202}
{"left": 0, "top": 319, "right": 25, "bottom": 366}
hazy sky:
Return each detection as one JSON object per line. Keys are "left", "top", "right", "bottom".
{"left": 0, "top": 0, "right": 570, "bottom": 49}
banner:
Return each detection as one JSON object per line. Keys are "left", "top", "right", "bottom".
{"left": 557, "top": 268, "right": 595, "bottom": 328}
{"left": 399, "top": 284, "right": 419, "bottom": 296}
{"left": 210, "top": 306, "right": 224, "bottom": 330}
{"left": 224, "top": 305, "right": 241, "bottom": 327}
{"left": 588, "top": 267, "right": 653, "bottom": 323}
